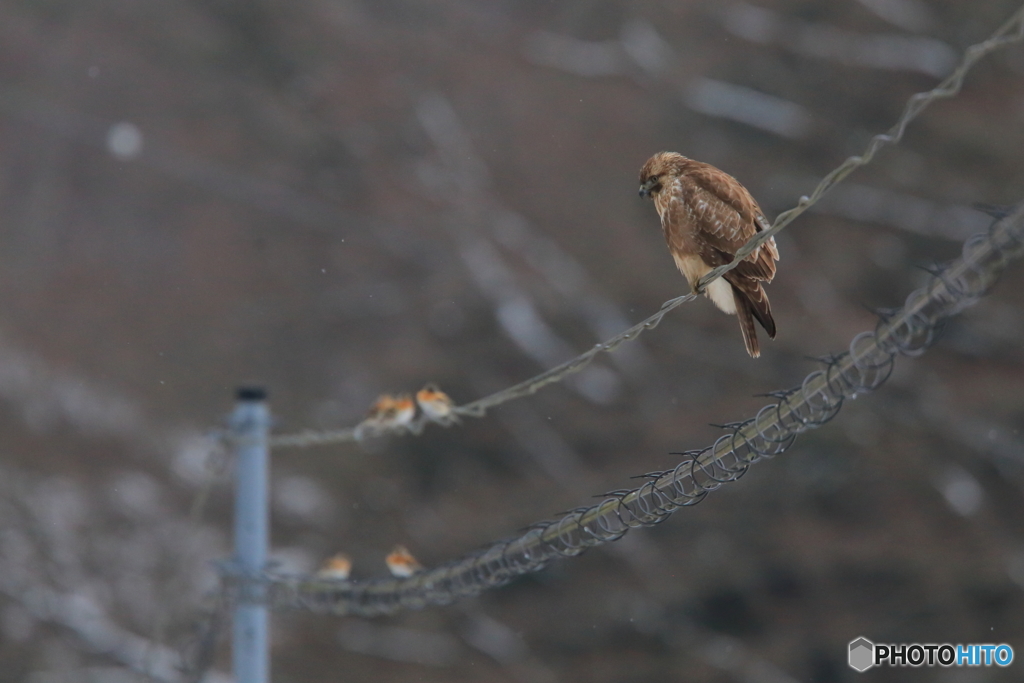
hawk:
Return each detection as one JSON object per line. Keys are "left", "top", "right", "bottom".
{"left": 639, "top": 151, "right": 779, "bottom": 357}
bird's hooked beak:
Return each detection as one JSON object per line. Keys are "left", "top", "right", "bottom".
{"left": 639, "top": 177, "right": 660, "bottom": 198}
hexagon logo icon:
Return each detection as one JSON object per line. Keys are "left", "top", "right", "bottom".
{"left": 848, "top": 637, "right": 875, "bottom": 672}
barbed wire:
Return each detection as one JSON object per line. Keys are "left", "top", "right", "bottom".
{"left": 268, "top": 3, "right": 1024, "bottom": 450}
{"left": 234, "top": 202, "right": 1024, "bottom": 615}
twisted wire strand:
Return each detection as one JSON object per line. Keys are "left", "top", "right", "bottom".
{"left": 268, "top": 293, "right": 698, "bottom": 448}
{"left": 238, "top": 204, "right": 1024, "bottom": 615}
{"left": 268, "top": 4, "right": 1024, "bottom": 450}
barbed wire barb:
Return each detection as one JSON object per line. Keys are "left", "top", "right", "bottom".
{"left": 247, "top": 203, "right": 1024, "bottom": 616}
{"left": 269, "top": 3, "right": 1024, "bottom": 451}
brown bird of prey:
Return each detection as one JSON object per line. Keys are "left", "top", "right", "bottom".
{"left": 639, "top": 152, "right": 779, "bottom": 357}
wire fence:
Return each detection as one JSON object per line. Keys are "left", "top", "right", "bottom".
{"left": 268, "top": 3, "right": 1024, "bottom": 450}
{"left": 225, "top": 202, "right": 1024, "bottom": 616}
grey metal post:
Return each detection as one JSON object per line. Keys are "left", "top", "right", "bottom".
{"left": 231, "top": 387, "right": 270, "bottom": 683}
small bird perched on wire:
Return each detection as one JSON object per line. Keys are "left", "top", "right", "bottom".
{"left": 639, "top": 151, "right": 779, "bottom": 357}
{"left": 415, "top": 383, "right": 458, "bottom": 425}
{"left": 315, "top": 553, "right": 352, "bottom": 581}
{"left": 385, "top": 545, "right": 424, "bottom": 578}
{"left": 355, "top": 393, "right": 416, "bottom": 439}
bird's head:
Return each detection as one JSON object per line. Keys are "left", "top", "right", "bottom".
{"left": 638, "top": 151, "right": 686, "bottom": 198}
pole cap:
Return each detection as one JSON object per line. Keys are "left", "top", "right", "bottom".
{"left": 236, "top": 386, "right": 268, "bottom": 402}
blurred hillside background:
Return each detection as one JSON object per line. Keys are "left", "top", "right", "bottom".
{"left": 1, "top": 0, "right": 1024, "bottom": 681}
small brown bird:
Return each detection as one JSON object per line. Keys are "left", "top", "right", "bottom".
{"left": 639, "top": 151, "right": 779, "bottom": 357}
{"left": 415, "top": 383, "right": 458, "bottom": 424}
{"left": 389, "top": 394, "right": 416, "bottom": 427}
{"left": 356, "top": 393, "right": 416, "bottom": 439}
{"left": 315, "top": 553, "right": 352, "bottom": 581}
{"left": 385, "top": 545, "right": 423, "bottom": 578}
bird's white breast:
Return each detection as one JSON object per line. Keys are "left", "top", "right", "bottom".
{"left": 672, "top": 253, "right": 737, "bottom": 315}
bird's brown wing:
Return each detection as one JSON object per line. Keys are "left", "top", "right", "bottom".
{"left": 683, "top": 164, "right": 777, "bottom": 283}
{"left": 677, "top": 166, "right": 778, "bottom": 348}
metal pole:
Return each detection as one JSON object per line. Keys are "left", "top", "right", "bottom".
{"left": 231, "top": 387, "right": 270, "bottom": 683}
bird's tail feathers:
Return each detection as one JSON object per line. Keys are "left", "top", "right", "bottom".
{"left": 749, "top": 285, "right": 776, "bottom": 339}
{"left": 728, "top": 278, "right": 776, "bottom": 358}
{"left": 735, "top": 295, "right": 760, "bottom": 358}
